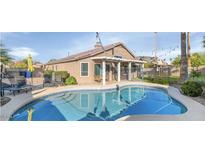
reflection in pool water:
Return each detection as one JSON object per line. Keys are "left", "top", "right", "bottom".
{"left": 10, "top": 86, "right": 187, "bottom": 121}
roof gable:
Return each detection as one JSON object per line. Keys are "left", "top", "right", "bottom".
{"left": 47, "top": 42, "right": 136, "bottom": 64}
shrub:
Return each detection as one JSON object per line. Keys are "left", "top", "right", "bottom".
{"left": 43, "top": 70, "right": 54, "bottom": 83}
{"left": 55, "top": 71, "right": 70, "bottom": 82}
{"left": 44, "top": 70, "right": 70, "bottom": 82}
{"left": 65, "top": 76, "right": 77, "bottom": 85}
{"left": 189, "top": 73, "right": 205, "bottom": 87}
{"left": 167, "top": 77, "right": 179, "bottom": 84}
{"left": 190, "top": 70, "right": 201, "bottom": 79}
{"left": 43, "top": 70, "right": 54, "bottom": 81}
{"left": 43, "top": 70, "right": 54, "bottom": 77}
{"left": 144, "top": 76, "right": 154, "bottom": 82}
{"left": 181, "top": 81, "right": 203, "bottom": 97}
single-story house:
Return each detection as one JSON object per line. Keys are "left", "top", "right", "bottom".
{"left": 45, "top": 42, "right": 145, "bottom": 85}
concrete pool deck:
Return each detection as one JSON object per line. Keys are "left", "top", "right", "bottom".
{"left": 1, "top": 81, "right": 205, "bottom": 121}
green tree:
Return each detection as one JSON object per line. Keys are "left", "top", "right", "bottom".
{"left": 9, "top": 59, "right": 28, "bottom": 69}
{"left": 0, "top": 43, "right": 12, "bottom": 65}
{"left": 191, "top": 53, "right": 202, "bottom": 70}
{"left": 199, "top": 52, "right": 205, "bottom": 65}
{"left": 171, "top": 56, "right": 181, "bottom": 68}
{"left": 144, "top": 62, "right": 154, "bottom": 68}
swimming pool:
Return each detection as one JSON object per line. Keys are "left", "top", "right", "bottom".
{"left": 10, "top": 85, "right": 187, "bottom": 121}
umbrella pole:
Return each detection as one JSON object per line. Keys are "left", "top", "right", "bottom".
{"left": 31, "top": 72, "right": 33, "bottom": 86}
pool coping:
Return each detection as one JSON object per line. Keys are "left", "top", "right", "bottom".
{"left": 1, "top": 81, "right": 205, "bottom": 121}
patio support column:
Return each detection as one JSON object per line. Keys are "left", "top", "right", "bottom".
{"left": 141, "top": 63, "right": 144, "bottom": 80}
{"left": 128, "top": 62, "right": 132, "bottom": 81}
{"left": 102, "top": 60, "right": 106, "bottom": 85}
{"left": 117, "top": 62, "right": 121, "bottom": 82}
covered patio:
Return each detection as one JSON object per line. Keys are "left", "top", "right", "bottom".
{"left": 91, "top": 56, "right": 145, "bottom": 85}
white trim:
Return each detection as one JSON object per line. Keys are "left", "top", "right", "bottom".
{"left": 91, "top": 56, "right": 146, "bottom": 63}
{"left": 80, "top": 62, "right": 89, "bottom": 77}
{"left": 80, "top": 93, "right": 89, "bottom": 108}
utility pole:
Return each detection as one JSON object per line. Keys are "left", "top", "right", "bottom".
{"left": 153, "top": 32, "right": 157, "bottom": 59}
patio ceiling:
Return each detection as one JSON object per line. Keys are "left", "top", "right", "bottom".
{"left": 91, "top": 56, "right": 146, "bottom": 64}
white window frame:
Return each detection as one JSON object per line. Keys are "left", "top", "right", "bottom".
{"left": 80, "top": 62, "right": 89, "bottom": 77}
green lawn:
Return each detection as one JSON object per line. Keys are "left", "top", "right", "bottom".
{"left": 139, "top": 76, "right": 179, "bottom": 85}
{"left": 138, "top": 74, "right": 205, "bottom": 87}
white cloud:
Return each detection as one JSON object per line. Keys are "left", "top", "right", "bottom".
{"left": 9, "top": 47, "right": 39, "bottom": 59}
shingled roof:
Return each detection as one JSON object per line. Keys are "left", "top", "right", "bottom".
{"left": 47, "top": 42, "right": 136, "bottom": 64}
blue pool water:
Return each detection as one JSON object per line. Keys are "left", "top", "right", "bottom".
{"left": 10, "top": 86, "right": 187, "bottom": 121}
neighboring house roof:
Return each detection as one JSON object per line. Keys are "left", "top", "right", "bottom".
{"left": 139, "top": 56, "right": 170, "bottom": 66}
{"left": 138, "top": 56, "right": 156, "bottom": 62}
{"left": 47, "top": 42, "right": 136, "bottom": 65}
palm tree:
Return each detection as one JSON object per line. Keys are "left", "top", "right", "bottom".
{"left": 0, "top": 43, "right": 12, "bottom": 65}
{"left": 180, "top": 32, "right": 188, "bottom": 82}
{"left": 187, "top": 32, "right": 191, "bottom": 68}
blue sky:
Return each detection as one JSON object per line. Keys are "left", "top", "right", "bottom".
{"left": 1, "top": 32, "right": 205, "bottom": 63}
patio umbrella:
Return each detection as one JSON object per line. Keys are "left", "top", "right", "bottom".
{"left": 27, "top": 54, "right": 34, "bottom": 85}
{"left": 27, "top": 108, "right": 34, "bottom": 121}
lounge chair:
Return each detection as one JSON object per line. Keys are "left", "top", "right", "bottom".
{"left": 3, "top": 81, "right": 32, "bottom": 96}
{"left": 0, "top": 82, "right": 11, "bottom": 96}
{"left": 43, "top": 80, "right": 64, "bottom": 87}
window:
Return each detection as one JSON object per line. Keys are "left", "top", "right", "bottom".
{"left": 94, "top": 64, "right": 102, "bottom": 76}
{"left": 80, "top": 94, "right": 89, "bottom": 108}
{"left": 81, "top": 63, "right": 88, "bottom": 76}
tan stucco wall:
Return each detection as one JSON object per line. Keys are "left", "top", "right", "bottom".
{"left": 46, "top": 45, "right": 137, "bottom": 84}
{"left": 95, "top": 45, "right": 135, "bottom": 59}
{"left": 47, "top": 58, "right": 99, "bottom": 84}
